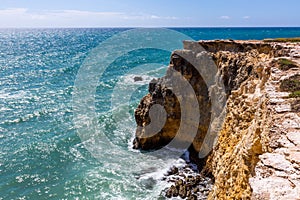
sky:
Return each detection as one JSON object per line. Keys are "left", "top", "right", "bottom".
{"left": 0, "top": 0, "right": 299, "bottom": 28}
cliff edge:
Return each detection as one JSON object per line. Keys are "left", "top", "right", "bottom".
{"left": 134, "top": 39, "right": 300, "bottom": 199}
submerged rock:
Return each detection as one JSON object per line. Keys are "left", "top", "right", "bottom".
{"left": 133, "top": 76, "right": 143, "bottom": 82}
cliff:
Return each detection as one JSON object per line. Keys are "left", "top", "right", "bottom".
{"left": 133, "top": 39, "right": 300, "bottom": 199}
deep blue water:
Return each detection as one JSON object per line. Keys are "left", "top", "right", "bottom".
{"left": 0, "top": 27, "right": 300, "bottom": 199}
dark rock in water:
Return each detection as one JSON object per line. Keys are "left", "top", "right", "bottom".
{"left": 133, "top": 167, "right": 157, "bottom": 179}
{"left": 186, "top": 189, "right": 192, "bottom": 198}
{"left": 165, "top": 188, "right": 173, "bottom": 198}
{"left": 163, "top": 160, "right": 213, "bottom": 199}
{"left": 187, "top": 194, "right": 197, "bottom": 200}
{"left": 166, "top": 166, "right": 178, "bottom": 176}
{"left": 134, "top": 76, "right": 143, "bottom": 82}
{"left": 193, "top": 187, "right": 199, "bottom": 193}
{"left": 177, "top": 179, "right": 183, "bottom": 187}
{"left": 149, "top": 78, "right": 158, "bottom": 93}
{"left": 195, "top": 175, "right": 202, "bottom": 183}
{"left": 179, "top": 172, "right": 186, "bottom": 178}
{"left": 165, "top": 185, "right": 177, "bottom": 198}
{"left": 173, "top": 191, "right": 179, "bottom": 197}
{"left": 172, "top": 186, "right": 179, "bottom": 197}
{"left": 179, "top": 185, "right": 187, "bottom": 198}
{"left": 139, "top": 177, "right": 156, "bottom": 190}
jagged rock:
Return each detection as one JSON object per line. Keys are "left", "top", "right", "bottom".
{"left": 179, "top": 185, "right": 187, "bottom": 198}
{"left": 187, "top": 194, "right": 197, "bottom": 200}
{"left": 133, "top": 52, "right": 211, "bottom": 151}
{"left": 134, "top": 40, "right": 300, "bottom": 199}
{"left": 166, "top": 166, "right": 178, "bottom": 176}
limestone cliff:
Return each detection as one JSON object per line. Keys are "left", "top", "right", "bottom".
{"left": 134, "top": 40, "right": 300, "bottom": 199}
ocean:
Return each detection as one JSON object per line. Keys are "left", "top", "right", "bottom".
{"left": 1, "top": 27, "right": 300, "bottom": 199}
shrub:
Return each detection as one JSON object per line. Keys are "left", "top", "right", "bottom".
{"left": 277, "top": 58, "right": 298, "bottom": 71}
{"left": 289, "top": 91, "right": 300, "bottom": 98}
{"left": 280, "top": 75, "right": 300, "bottom": 92}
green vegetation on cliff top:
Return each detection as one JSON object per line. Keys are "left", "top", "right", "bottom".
{"left": 264, "top": 37, "right": 300, "bottom": 43}
{"left": 277, "top": 58, "right": 299, "bottom": 70}
{"left": 289, "top": 90, "right": 300, "bottom": 98}
{"left": 280, "top": 75, "right": 300, "bottom": 98}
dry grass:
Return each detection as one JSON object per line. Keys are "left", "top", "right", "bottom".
{"left": 264, "top": 37, "right": 300, "bottom": 43}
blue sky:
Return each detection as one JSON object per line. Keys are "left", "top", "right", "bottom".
{"left": 0, "top": 0, "right": 299, "bottom": 27}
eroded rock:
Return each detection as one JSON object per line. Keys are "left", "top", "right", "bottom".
{"left": 133, "top": 40, "right": 300, "bottom": 199}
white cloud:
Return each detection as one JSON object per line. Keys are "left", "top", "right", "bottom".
{"left": 150, "top": 15, "right": 160, "bottom": 19}
{"left": 220, "top": 15, "right": 230, "bottom": 20}
{"left": 0, "top": 8, "right": 28, "bottom": 15}
{"left": 243, "top": 16, "right": 250, "bottom": 19}
{"left": 0, "top": 8, "right": 179, "bottom": 27}
{"left": 121, "top": 13, "right": 178, "bottom": 20}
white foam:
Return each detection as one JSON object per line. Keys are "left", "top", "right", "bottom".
{"left": 0, "top": 107, "right": 12, "bottom": 112}
{"left": 0, "top": 90, "right": 28, "bottom": 100}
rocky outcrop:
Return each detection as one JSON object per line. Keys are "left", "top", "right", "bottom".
{"left": 133, "top": 50, "right": 211, "bottom": 152}
{"left": 133, "top": 40, "right": 300, "bottom": 199}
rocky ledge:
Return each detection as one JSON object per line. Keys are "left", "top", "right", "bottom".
{"left": 133, "top": 39, "right": 300, "bottom": 199}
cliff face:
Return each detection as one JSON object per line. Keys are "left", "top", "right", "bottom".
{"left": 133, "top": 50, "right": 211, "bottom": 152}
{"left": 133, "top": 40, "right": 300, "bottom": 199}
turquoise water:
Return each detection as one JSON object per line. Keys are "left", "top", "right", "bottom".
{"left": 1, "top": 27, "right": 300, "bottom": 199}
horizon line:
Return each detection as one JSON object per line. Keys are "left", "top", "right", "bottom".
{"left": 1, "top": 26, "right": 300, "bottom": 29}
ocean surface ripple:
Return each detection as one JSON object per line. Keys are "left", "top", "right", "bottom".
{"left": 1, "top": 27, "right": 300, "bottom": 199}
